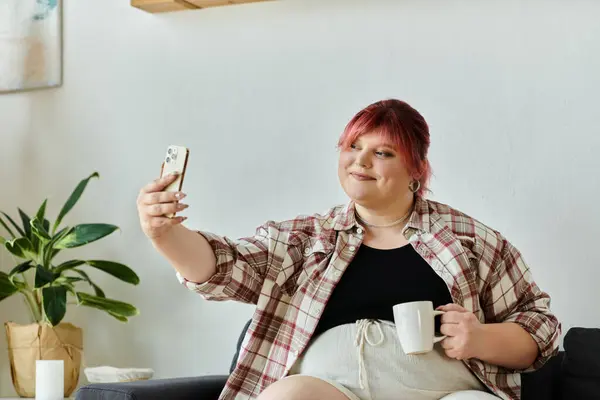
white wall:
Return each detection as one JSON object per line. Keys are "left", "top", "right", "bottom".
{"left": 1, "top": 0, "right": 600, "bottom": 396}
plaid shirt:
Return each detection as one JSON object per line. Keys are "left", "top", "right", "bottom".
{"left": 178, "top": 196, "right": 561, "bottom": 400}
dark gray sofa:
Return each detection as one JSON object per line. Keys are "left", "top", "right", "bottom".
{"left": 75, "top": 324, "right": 600, "bottom": 400}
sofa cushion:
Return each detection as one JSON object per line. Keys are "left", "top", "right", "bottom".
{"left": 561, "top": 327, "right": 600, "bottom": 400}
{"left": 75, "top": 376, "right": 228, "bottom": 400}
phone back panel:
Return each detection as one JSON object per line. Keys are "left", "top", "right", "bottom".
{"left": 161, "top": 145, "right": 189, "bottom": 193}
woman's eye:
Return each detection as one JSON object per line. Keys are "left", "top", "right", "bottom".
{"left": 350, "top": 144, "right": 358, "bottom": 150}
{"left": 376, "top": 151, "right": 393, "bottom": 157}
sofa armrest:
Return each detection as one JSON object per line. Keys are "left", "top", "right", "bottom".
{"left": 75, "top": 375, "right": 228, "bottom": 400}
{"left": 521, "top": 352, "right": 563, "bottom": 400}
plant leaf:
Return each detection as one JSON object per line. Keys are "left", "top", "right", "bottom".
{"left": 76, "top": 292, "right": 138, "bottom": 317}
{"left": 19, "top": 208, "right": 39, "bottom": 252}
{"left": 0, "top": 271, "right": 18, "bottom": 302}
{"left": 50, "top": 248, "right": 60, "bottom": 261}
{"left": 1, "top": 212, "right": 25, "bottom": 237}
{"left": 31, "top": 217, "right": 51, "bottom": 241}
{"left": 54, "top": 260, "right": 86, "bottom": 273}
{"left": 5, "top": 239, "right": 24, "bottom": 258}
{"left": 54, "top": 224, "right": 119, "bottom": 249}
{"left": 62, "top": 281, "right": 78, "bottom": 298}
{"left": 108, "top": 312, "right": 128, "bottom": 322}
{"left": 53, "top": 172, "right": 99, "bottom": 234}
{"left": 35, "top": 265, "right": 56, "bottom": 288}
{"left": 61, "top": 281, "right": 77, "bottom": 295}
{"left": 52, "top": 227, "right": 71, "bottom": 241}
{"left": 71, "top": 269, "right": 105, "bottom": 297}
{"left": 66, "top": 276, "right": 86, "bottom": 284}
{"left": 18, "top": 208, "right": 32, "bottom": 239}
{"left": 8, "top": 261, "right": 33, "bottom": 288}
{"left": 35, "top": 199, "right": 48, "bottom": 222}
{"left": 8, "top": 261, "right": 33, "bottom": 280}
{"left": 43, "top": 227, "right": 72, "bottom": 267}
{"left": 5, "top": 237, "right": 35, "bottom": 259}
{"left": 83, "top": 260, "right": 140, "bottom": 285}
{"left": 43, "top": 286, "right": 67, "bottom": 326}
{"left": 54, "top": 276, "right": 85, "bottom": 286}
{"left": 0, "top": 215, "right": 16, "bottom": 239}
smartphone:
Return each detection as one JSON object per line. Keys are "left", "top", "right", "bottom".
{"left": 160, "top": 145, "right": 190, "bottom": 218}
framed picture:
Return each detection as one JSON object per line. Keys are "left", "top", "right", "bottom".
{"left": 0, "top": 0, "right": 63, "bottom": 94}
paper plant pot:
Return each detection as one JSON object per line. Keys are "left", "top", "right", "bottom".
{"left": 5, "top": 322, "right": 83, "bottom": 398}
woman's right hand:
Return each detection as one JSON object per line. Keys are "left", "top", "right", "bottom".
{"left": 137, "top": 172, "right": 189, "bottom": 240}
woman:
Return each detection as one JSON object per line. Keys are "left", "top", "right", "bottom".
{"left": 137, "top": 99, "right": 560, "bottom": 400}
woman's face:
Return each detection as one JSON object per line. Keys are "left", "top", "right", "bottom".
{"left": 338, "top": 132, "right": 414, "bottom": 209}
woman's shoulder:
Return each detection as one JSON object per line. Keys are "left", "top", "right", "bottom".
{"left": 255, "top": 205, "right": 346, "bottom": 248}
{"left": 268, "top": 204, "right": 347, "bottom": 233}
{"left": 423, "top": 198, "right": 507, "bottom": 251}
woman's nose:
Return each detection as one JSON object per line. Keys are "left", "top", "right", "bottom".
{"left": 355, "top": 151, "right": 371, "bottom": 168}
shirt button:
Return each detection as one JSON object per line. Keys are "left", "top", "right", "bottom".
{"left": 334, "top": 270, "right": 342, "bottom": 277}
{"left": 304, "top": 247, "right": 311, "bottom": 255}
{"left": 356, "top": 228, "right": 363, "bottom": 234}
{"left": 349, "top": 245, "right": 356, "bottom": 251}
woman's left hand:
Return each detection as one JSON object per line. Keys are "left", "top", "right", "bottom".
{"left": 437, "top": 303, "right": 486, "bottom": 361}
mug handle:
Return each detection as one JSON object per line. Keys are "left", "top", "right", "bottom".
{"left": 432, "top": 310, "right": 446, "bottom": 343}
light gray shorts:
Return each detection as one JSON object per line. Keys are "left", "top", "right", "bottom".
{"left": 287, "top": 320, "right": 499, "bottom": 400}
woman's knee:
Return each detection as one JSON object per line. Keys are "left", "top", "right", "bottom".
{"left": 257, "top": 376, "right": 351, "bottom": 400}
{"left": 441, "top": 390, "right": 500, "bottom": 400}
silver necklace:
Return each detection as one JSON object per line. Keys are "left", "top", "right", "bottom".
{"left": 355, "top": 207, "right": 413, "bottom": 228}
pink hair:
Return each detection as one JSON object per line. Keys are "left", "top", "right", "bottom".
{"left": 337, "top": 99, "right": 432, "bottom": 197}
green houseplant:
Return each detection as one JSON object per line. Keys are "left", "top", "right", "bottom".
{"left": 0, "top": 172, "right": 140, "bottom": 397}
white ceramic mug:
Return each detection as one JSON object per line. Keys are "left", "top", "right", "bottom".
{"left": 35, "top": 359, "right": 64, "bottom": 400}
{"left": 392, "top": 300, "right": 446, "bottom": 355}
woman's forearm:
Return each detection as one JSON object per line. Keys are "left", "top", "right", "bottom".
{"left": 151, "top": 224, "right": 217, "bottom": 283}
{"left": 477, "top": 322, "right": 539, "bottom": 369}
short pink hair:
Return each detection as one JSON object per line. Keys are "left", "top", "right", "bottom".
{"left": 337, "top": 99, "right": 432, "bottom": 197}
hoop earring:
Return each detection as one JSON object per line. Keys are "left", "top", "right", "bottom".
{"left": 409, "top": 180, "right": 421, "bottom": 193}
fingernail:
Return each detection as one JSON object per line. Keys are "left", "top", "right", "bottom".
{"left": 175, "top": 192, "right": 186, "bottom": 200}
{"left": 177, "top": 203, "right": 189, "bottom": 210}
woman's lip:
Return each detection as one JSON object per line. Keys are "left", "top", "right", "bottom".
{"left": 350, "top": 172, "right": 375, "bottom": 180}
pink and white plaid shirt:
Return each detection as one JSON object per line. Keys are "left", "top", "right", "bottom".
{"left": 178, "top": 196, "right": 561, "bottom": 400}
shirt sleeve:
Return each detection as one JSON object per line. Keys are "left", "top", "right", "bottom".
{"left": 177, "top": 221, "right": 286, "bottom": 305}
{"left": 481, "top": 237, "right": 562, "bottom": 372}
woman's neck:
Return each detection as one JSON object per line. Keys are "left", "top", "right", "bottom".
{"left": 354, "top": 197, "right": 415, "bottom": 229}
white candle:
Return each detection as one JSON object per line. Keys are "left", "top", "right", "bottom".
{"left": 35, "top": 360, "right": 64, "bottom": 400}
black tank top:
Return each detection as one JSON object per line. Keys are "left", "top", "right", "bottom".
{"left": 314, "top": 243, "right": 453, "bottom": 337}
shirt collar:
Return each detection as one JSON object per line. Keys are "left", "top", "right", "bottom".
{"left": 333, "top": 195, "right": 434, "bottom": 233}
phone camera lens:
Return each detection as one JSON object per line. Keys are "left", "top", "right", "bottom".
{"left": 171, "top": 153, "right": 177, "bottom": 161}
{"left": 167, "top": 148, "right": 172, "bottom": 155}
{"left": 172, "top": 148, "right": 178, "bottom": 155}
{"left": 166, "top": 157, "right": 171, "bottom": 163}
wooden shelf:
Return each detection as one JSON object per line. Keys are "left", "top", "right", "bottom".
{"left": 132, "top": 0, "right": 272, "bottom": 13}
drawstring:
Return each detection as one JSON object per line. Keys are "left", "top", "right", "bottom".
{"left": 354, "top": 319, "right": 385, "bottom": 397}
